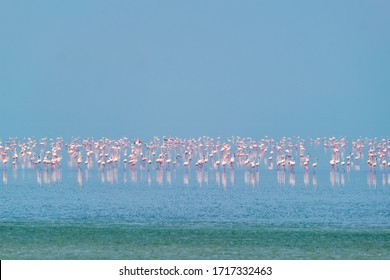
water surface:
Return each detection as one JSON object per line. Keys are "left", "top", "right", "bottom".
{"left": 1, "top": 164, "right": 389, "bottom": 259}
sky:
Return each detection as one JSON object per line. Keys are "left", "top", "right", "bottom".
{"left": 1, "top": 0, "right": 389, "bottom": 140}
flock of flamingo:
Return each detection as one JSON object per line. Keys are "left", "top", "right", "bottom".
{"left": 1, "top": 136, "right": 390, "bottom": 186}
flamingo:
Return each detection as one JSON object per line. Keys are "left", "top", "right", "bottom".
{"left": 183, "top": 160, "right": 190, "bottom": 170}
{"left": 1, "top": 135, "right": 389, "bottom": 189}
{"left": 312, "top": 158, "right": 318, "bottom": 173}
{"left": 330, "top": 158, "right": 336, "bottom": 170}
{"left": 2, "top": 157, "right": 8, "bottom": 168}
{"left": 221, "top": 159, "right": 227, "bottom": 171}
{"left": 230, "top": 153, "right": 235, "bottom": 169}
{"left": 289, "top": 158, "right": 296, "bottom": 172}
{"left": 77, "top": 156, "right": 83, "bottom": 168}
{"left": 165, "top": 158, "right": 172, "bottom": 170}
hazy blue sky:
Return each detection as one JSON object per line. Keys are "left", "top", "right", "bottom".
{"left": 1, "top": 0, "right": 389, "bottom": 139}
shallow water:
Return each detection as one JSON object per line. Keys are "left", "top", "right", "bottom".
{"left": 2, "top": 221, "right": 389, "bottom": 259}
{"left": 1, "top": 163, "right": 389, "bottom": 259}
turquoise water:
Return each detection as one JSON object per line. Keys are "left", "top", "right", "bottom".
{"left": 2, "top": 221, "right": 389, "bottom": 259}
{"left": 1, "top": 165, "right": 389, "bottom": 259}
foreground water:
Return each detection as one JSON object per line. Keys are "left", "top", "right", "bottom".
{"left": 1, "top": 165, "right": 389, "bottom": 259}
